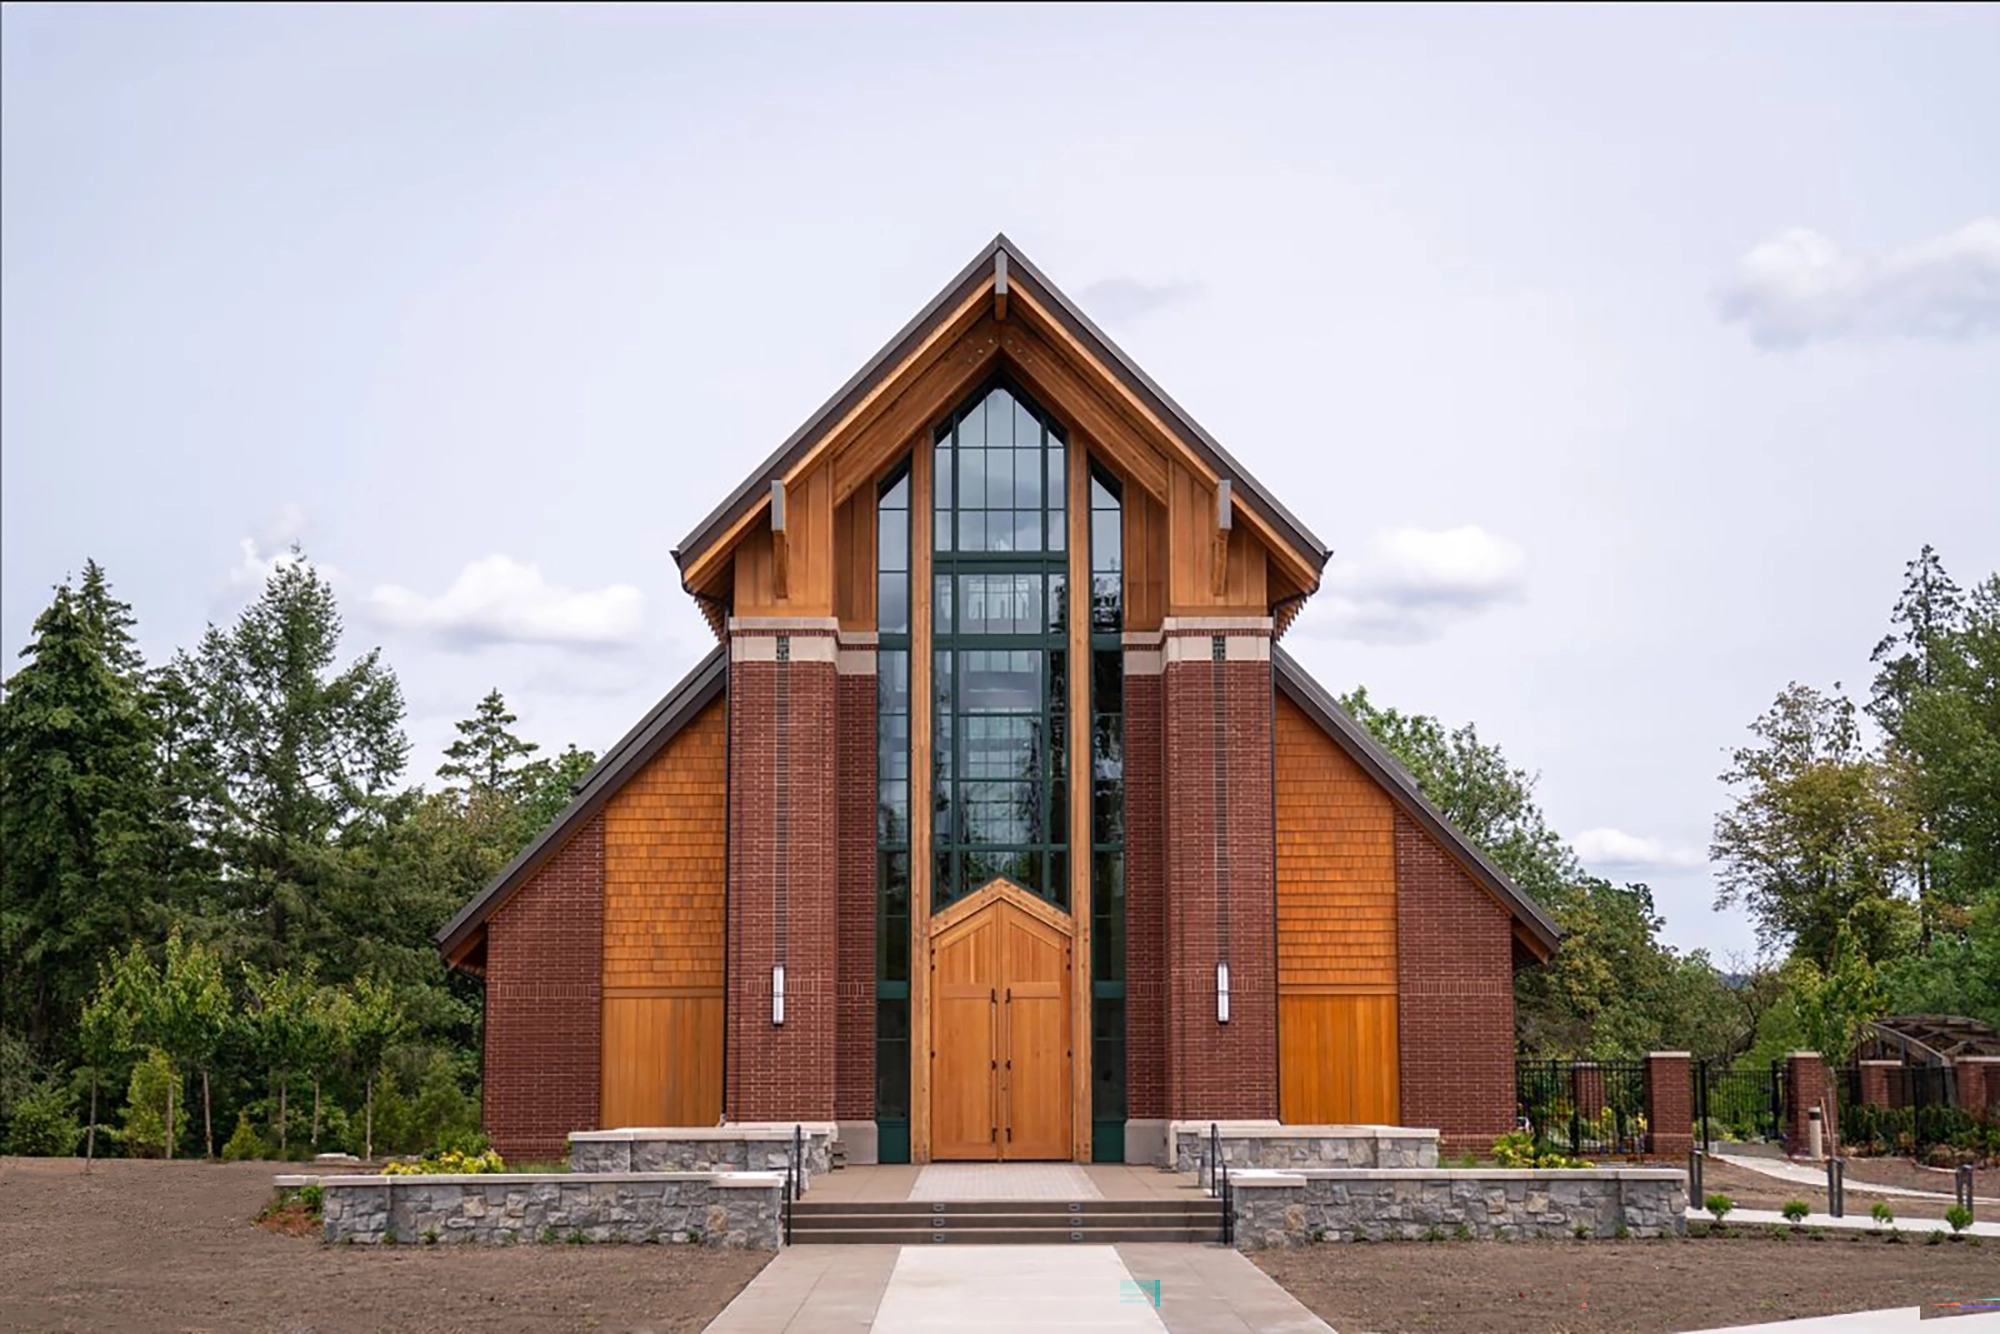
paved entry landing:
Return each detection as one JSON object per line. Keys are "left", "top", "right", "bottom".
{"left": 702, "top": 1243, "right": 1335, "bottom": 1334}
{"left": 908, "top": 1164, "right": 1103, "bottom": 1201}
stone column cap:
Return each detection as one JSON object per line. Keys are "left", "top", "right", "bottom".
{"left": 1858, "top": 1058, "right": 1904, "bottom": 1067}
{"left": 1647, "top": 1051, "right": 1692, "bottom": 1059}
{"left": 1955, "top": 1055, "right": 2000, "bottom": 1064}
{"left": 1785, "top": 1051, "right": 1823, "bottom": 1059}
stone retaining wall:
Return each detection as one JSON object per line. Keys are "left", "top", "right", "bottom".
{"left": 310, "top": 1171, "right": 783, "bottom": 1249}
{"left": 1229, "top": 1167, "right": 1687, "bottom": 1248}
{"left": 1169, "top": 1121, "right": 1440, "bottom": 1175}
{"left": 568, "top": 1124, "right": 835, "bottom": 1184}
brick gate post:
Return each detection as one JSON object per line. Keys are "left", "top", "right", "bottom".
{"left": 1784, "top": 1051, "right": 1834, "bottom": 1160}
{"left": 1645, "top": 1052, "right": 1692, "bottom": 1160}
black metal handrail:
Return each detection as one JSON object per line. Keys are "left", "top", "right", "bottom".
{"left": 782, "top": 1123, "right": 802, "bottom": 1245}
{"left": 1207, "top": 1121, "right": 1233, "bottom": 1245}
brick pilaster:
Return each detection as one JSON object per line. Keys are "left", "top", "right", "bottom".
{"left": 1645, "top": 1052, "right": 1693, "bottom": 1160}
{"left": 834, "top": 646, "right": 877, "bottom": 1124}
{"left": 1123, "top": 643, "right": 1166, "bottom": 1124}
{"left": 483, "top": 814, "right": 604, "bottom": 1161}
{"left": 1957, "top": 1057, "right": 2000, "bottom": 1115}
{"left": 1161, "top": 620, "right": 1276, "bottom": 1122}
{"left": 1784, "top": 1051, "right": 1834, "bottom": 1159}
{"left": 1858, "top": 1059, "right": 1897, "bottom": 1108}
{"left": 726, "top": 620, "right": 840, "bottom": 1123}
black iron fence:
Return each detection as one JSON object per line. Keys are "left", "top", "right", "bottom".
{"left": 1694, "top": 1058, "right": 1786, "bottom": 1152}
{"left": 1515, "top": 1059, "right": 1650, "bottom": 1158}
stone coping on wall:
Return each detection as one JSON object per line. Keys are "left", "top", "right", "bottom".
{"left": 1168, "top": 1121, "right": 1442, "bottom": 1174}
{"left": 278, "top": 1170, "right": 783, "bottom": 1187}
{"left": 1229, "top": 1166, "right": 1686, "bottom": 1183}
{"left": 568, "top": 1122, "right": 838, "bottom": 1142}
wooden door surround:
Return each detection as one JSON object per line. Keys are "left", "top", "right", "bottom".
{"left": 927, "top": 880, "right": 1074, "bottom": 1161}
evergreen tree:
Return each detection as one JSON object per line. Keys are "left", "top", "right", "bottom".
{"left": 179, "top": 552, "right": 407, "bottom": 969}
{"left": 0, "top": 573, "right": 156, "bottom": 1064}
{"left": 437, "top": 689, "right": 538, "bottom": 794}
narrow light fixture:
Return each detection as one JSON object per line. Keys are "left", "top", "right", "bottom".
{"left": 1216, "top": 961, "right": 1231, "bottom": 1024}
{"left": 772, "top": 964, "right": 786, "bottom": 1026}
{"left": 769, "top": 479, "right": 788, "bottom": 533}
{"left": 1215, "top": 478, "right": 1233, "bottom": 531}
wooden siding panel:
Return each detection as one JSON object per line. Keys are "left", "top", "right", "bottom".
{"left": 835, "top": 488, "right": 878, "bottom": 631}
{"left": 734, "top": 465, "right": 836, "bottom": 619}
{"left": 1167, "top": 460, "right": 1268, "bottom": 614}
{"left": 1122, "top": 484, "right": 1165, "bottom": 633}
{"left": 1276, "top": 693, "right": 1399, "bottom": 1123}
{"left": 600, "top": 697, "right": 727, "bottom": 1126}
{"left": 1278, "top": 994, "right": 1399, "bottom": 1125}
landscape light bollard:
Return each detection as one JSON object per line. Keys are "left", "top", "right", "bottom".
{"left": 1807, "top": 1106, "right": 1823, "bottom": 1161}
{"left": 1827, "top": 1157, "right": 1844, "bottom": 1218}
{"left": 1958, "top": 1165, "right": 1976, "bottom": 1218}
{"left": 1688, "top": 1147, "right": 1702, "bottom": 1202}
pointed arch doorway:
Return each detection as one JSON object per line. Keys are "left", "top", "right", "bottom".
{"left": 929, "top": 879, "right": 1074, "bottom": 1160}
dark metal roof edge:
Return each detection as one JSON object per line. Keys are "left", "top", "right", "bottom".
{"left": 434, "top": 647, "right": 728, "bottom": 959}
{"left": 671, "top": 237, "right": 1006, "bottom": 568}
{"left": 998, "top": 248, "right": 1331, "bottom": 570}
{"left": 1272, "top": 646, "right": 1562, "bottom": 953}
{"left": 671, "top": 232, "right": 1332, "bottom": 581}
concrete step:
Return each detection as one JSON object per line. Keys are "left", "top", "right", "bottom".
{"left": 788, "top": 1198, "right": 1225, "bottom": 1244}
{"left": 789, "top": 1224, "right": 1222, "bottom": 1245}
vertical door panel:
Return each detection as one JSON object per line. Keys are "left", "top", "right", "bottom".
{"left": 1000, "top": 904, "right": 1073, "bottom": 1160}
{"left": 931, "top": 912, "right": 1000, "bottom": 1159}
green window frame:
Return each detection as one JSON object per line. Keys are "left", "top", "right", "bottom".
{"left": 875, "top": 467, "right": 912, "bottom": 1163}
{"left": 1087, "top": 469, "right": 1127, "bottom": 1160}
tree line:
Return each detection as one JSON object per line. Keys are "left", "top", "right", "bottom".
{"left": 3, "top": 544, "right": 1992, "bottom": 1156}
{"left": 1, "top": 553, "right": 590, "bottom": 1157}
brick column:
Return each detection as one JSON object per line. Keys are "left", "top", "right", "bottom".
{"left": 1573, "top": 1063, "right": 1606, "bottom": 1130}
{"left": 1122, "top": 633, "right": 1168, "bottom": 1159}
{"left": 1645, "top": 1052, "right": 1692, "bottom": 1160}
{"left": 1858, "top": 1059, "right": 1897, "bottom": 1109}
{"left": 1957, "top": 1057, "right": 2000, "bottom": 1115}
{"left": 726, "top": 619, "right": 840, "bottom": 1123}
{"left": 833, "top": 635, "right": 878, "bottom": 1147}
{"left": 1784, "top": 1051, "right": 1834, "bottom": 1159}
{"left": 1161, "top": 618, "right": 1276, "bottom": 1122}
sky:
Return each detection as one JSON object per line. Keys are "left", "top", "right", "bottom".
{"left": 4, "top": 4, "right": 1997, "bottom": 961}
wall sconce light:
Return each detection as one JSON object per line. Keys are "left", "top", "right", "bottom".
{"left": 772, "top": 964, "right": 786, "bottom": 1026}
{"left": 1216, "top": 961, "right": 1230, "bottom": 1024}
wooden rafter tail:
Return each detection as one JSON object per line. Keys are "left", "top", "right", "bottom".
{"left": 994, "top": 251, "right": 1009, "bottom": 321}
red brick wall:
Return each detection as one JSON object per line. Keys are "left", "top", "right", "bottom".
{"left": 1395, "top": 809, "right": 1515, "bottom": 1151}
{"left": 1125, "top": 668, "right": 1166, "bottom": 1122}
{"left": 1162, "top": 642, "right": 1277, "bottom": 1121}
{"left": 835, "top": 667, "right": 877, "bottom": 1122}
{"left": 1785, "top": 1052, "right": 1836, "bottom": 1157}
{"left": 726, "top": 635, "right": 840, "bottom": 1121}
{"left": 483, "top": 813, "right": 604, "bottom": 1161}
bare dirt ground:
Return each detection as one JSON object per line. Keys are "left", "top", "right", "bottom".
{"left": 1836, "top": 1154, "right": 1996, "bottom": 1198}
{"left": 0, "top": 1157, "right": 768, "bottom": 1334}
{"left": 1259, "top": 1229, "right": 2000, "bottom": 1334}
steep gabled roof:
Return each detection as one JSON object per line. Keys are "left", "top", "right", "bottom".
{"left": 671, "top": 233, "right": 1332, "bottom": 588}
{"left": 1273, "top": 646, "right": 1562, "bottom": 958}
{"left": 434, "top": 647, "right": 726, "bottom": 966}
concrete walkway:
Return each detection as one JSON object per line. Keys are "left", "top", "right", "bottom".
{"left": 700, "top": 1244, "right": 1332, "bottom": 1333}
{"left": 1694, "top": 1306, "right": 1999, "bottom": 1331}
{"left": 1713, "top": 1151, "right": 1998, "bottom": 1203}
{"left": 1688, "top": 1204, "right": 2000, "bottom": 1237}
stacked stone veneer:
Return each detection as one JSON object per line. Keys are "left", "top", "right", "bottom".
{"left": 313, "top": 1172, "right": 782, "bottom": 1248}
{"left": 1170, "top": 1122, "right": 1439, "bottom": 1176}
{"left": 569, "top": 1124, "right": 835, "bottom": 1183}
{"left": 1230, "top": 1167, "right": 1687, "bottom": 1247}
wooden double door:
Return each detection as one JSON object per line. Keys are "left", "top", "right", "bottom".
{"left": 929, "top": 884, "right": 1073, "bottom": 1160}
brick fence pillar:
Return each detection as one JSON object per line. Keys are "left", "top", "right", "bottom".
{"left": 1858, "top": 1059, "right": 1897, "bottom": 1109}
{"left": 1572, "top": 1063, "right": 1606, "bottom": 1132}
{"left": 1784, "top": 1051, "right": 1834, "bottom": 1159}
{"left": 1958, "top": 1057, "right": 2000, "bottom": 1115}
{"left": 1161, "top": 618, "right": 1276, "bottom": 1122}
{"left": 1645, "top": 1052, "right": 1692, "bottom": 1160}
{"left": 725, "top": 618, "right": 840, "bottom": 1123}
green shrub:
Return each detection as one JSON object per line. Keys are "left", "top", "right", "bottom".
{"left": 1869, "top": 1200, "right": 1894, "bottom": 1229}
{"left": 1946, "top": 1205, "right": 1974, "bottom": 1234}
{"left": 221, "top": 1110, "right": 266, "bottom": 1162}
{"left": 1490, "top": 1130, "right": 1594, "bottom": 1170}
{"left": 5, "top": 1078, "right": 81, "bottom": 1156}
{"left": 1704, "top": 1193, "right": 1734, "bottom": 1222}
{"left": 120, "top": 1049, "right": 183, "bottom": 1159}
{"left": 1781, "top": 1199, "right": 1811, "bottom": 1224}
{"left": 381, "top": 1147, "right": 505, "bottom": 1176}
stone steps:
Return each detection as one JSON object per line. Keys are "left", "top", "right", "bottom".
{"left": 788, "top": 1199, "right": 1224, "bottom": 1245}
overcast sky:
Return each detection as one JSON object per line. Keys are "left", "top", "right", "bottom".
{"left": 5, "top": 5, "right": 1996, "bottom": 960}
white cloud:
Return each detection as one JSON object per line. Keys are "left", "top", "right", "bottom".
{"left": 1075, "top": 275, "right": 1204, "bottom": 323}
{"left": 365, "top": 556, "right": 645, "bottom": 649}
{"left": 1573, "top": 827, "right": 1706, "bottom": 871}
{"left": 1299, "top": 525, "right": 1527, "bottom": 644}
{"left": 1717, "top": 218, "right": 2000, "bottom": 348}
{"left": 228, "top": 506, "right": 340, "bottom": 588}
